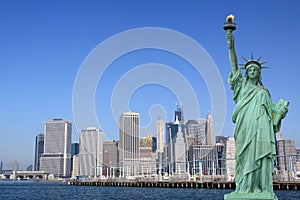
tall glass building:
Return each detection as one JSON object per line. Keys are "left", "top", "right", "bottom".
{"left": 119, "top": 111, "right": 140, "bottom": 177}
{"left": 0, "top": 161, "right": 3, "bottom": 174}
{"left": 71, "top": 143, "right": 79, "bottom": 173}
{"left": 34, "top": 133, "right": 44, "bottom": 171}
{"left": 79, "top": 127, "right": 103, "bottom": 177}
{"left": 40, "top": 119, "right": 72, "bottom": 177}
{"left": 174, "top": 105, "right": 184, "bottom": 124}
{"left": 185, "top": 119, "right": 206, "bottom": 145}
{"left": 156, "top": 118, "right": 164, "bottom": 153}
{"left": 71, "top": 143, "right": 79, "bottom": 157}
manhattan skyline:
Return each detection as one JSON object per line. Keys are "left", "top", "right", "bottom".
{"left": 1, "top": 1, "right": 300, "bottom": 169}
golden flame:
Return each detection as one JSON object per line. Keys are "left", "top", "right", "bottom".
{"left": 226, "top": 14, "right": 234, "bottom": 22}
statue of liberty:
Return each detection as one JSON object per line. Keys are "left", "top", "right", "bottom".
{"left": 223, "top": 15, "right": 289, "bottom": 200}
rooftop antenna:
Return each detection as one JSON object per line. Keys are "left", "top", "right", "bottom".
{"left": 174, "top": 98, "right": 180, "bottom": 108}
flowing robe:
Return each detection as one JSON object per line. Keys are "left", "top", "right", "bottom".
{"left": 229, "top": 68, "right": 277, "bottom": 193}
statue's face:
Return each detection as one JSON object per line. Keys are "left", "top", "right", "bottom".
{"left": 246, "top": 65, "right": 260, "bottom": 80}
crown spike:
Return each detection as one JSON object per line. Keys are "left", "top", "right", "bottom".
{"left": 242, "top": 56, "right": 248, "bottom": 62}
{"left": 257, "top": 56, "right": 263, "bottom": 62}
{"left": 260, "top": 61, "right": 268, "bottom": 65}
{"left": 239, "top": 55, "right": 270, "bottom": 70}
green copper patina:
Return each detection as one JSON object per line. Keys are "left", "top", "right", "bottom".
{"left": 223, "top": 15, "right": 289, "bottom": 200}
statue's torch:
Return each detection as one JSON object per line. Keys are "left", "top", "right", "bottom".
{"left": 223, "top": 14, "right": 236, "bottom": 31}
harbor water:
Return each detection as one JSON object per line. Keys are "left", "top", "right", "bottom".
{"left": 0, "top": 181, "right": 299, "bottom": 200}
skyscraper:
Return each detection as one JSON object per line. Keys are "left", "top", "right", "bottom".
{"left": 185, "top": 119, "right": 206, "bottom": 145}
{"left": 139, "top": 135, "right": 156, "bottom": 176}
{"left": 71, "top": 143, "right": 79, "bottom": 174}
{"left": 119, "top": 111, "right": 140, "bottom": 176}
{"left": 174, "top": 105, "right": 184, "bottom": 124}
{"left": 156, "top": 118, "right": 164, "bottom": 177}
{"left": 276, "top": 140, "right": 296, "bottom": 174}
{"left": 215, "top": 136, "right": 236, "bottom": 180}
{"left": 26, "top": 164, "right": 33, "bottom": 171}
{"left": 156, "top": 118, "right": 164, "bottom": 153}
{"left": 0, "top": 161, "right": 3, "bottom": 174}
{"left": 174, "top": 125, "right": 186, "bottom": 174}
{"left": 72, "top": 155, "right": 79, "bottom": 178}
{"left": 165, "top": 116, "right": 185, "bottom": 174}
{"left": 34, "top": 133, "right": 44, "bottom": 171}
{"left": 205, "top": 112, "right": 214, "bottom": 145}
{"left": 103, "top": 141, "right": 119, "bottom": 177}
{"left": 166, "top": 105, "right": 185, "bottom": 146}
{"left": 79, "top": 127, "right": 103, "bottom": 177}
{"left": 165, "top": 121, "right": 178, "bottom": 145}
{"left": 71, "top": 143, "right": 79, "bottom": 157}
{"left": 152, "top": 136, "right": 157, "bottom": 153}
{"left": 189, "top": 145, "right": 217, "bottom": 176}
{"left": 40, "top": 118, "right": 72, "bottom": 177}
{"left": 11, "top": 160, "right": 19, "bottom": 172}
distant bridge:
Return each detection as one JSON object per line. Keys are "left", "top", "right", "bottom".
{"left": 15, "top": 171, "right": 49, "bottom": 180}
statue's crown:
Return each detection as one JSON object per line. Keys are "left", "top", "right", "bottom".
{"left": 239, "top": 54, "right": 268, "bottom": 70}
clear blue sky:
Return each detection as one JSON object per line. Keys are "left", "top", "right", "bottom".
{"left": 1, "top": 0, "right": 300, "bottom": 169}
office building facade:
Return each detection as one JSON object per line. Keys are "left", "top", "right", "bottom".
{"left": 174, "top": 105, "right": 184, "bottom": 124}
{"left": 156, "top": 118, "right": 164, "bottom": 153}
{"left": 71, "top": 143, "right": 79, "bottom": 157}
{"left": 119, "top": 111, "right": 140, "bottom": 176}
{"left": 34, "top": 133, "right": 44, "bottom": 171}
{"left": 205, "top": 112, "right": 214, "bottom": 145}
{"left": 174, "top": 125, "right": 186, "bottom": 174}
{"left": 71, "top": 143, "right": 79, "bottom": 173}
{"left": 276, "top": 140, "right": 296, "bottom": 175}
{"left": 189, "top": 145, "right": 218, "bottom": 176}
{"left": 40, "top": 119, "right": 72, "bottom": 177}
{"left": 185, "top": 119, "right": 206, "bottom": 145}
{"left": 103, "top": 141, "right": 119, "bottom": 177}
{"left": 11, "top": 160, "right": 19, "bottom": 172}
{"left": 71, "top": 155, "right": 79, "bottom": 178}
{"left": 79, "top": 127, "right": 103, "bottom": 177}
{"left": 215, "top": 136, "right": 236, "bottom": 180}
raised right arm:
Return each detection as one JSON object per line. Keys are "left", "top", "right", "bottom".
{"left": 226, "top": 29, "right": 238, "bottom": 73}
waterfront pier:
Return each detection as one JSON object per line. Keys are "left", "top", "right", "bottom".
{"left": 68, "top": 180, "right": 300, "bottom": 190}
